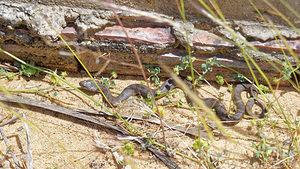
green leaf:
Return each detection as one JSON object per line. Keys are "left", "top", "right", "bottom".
{"left": 56, "top": 80, "right": 62, "bottom": 86}
{"left": 258, "top": 84, "right": 269, "bottom": 93}
{"left": 111, "top": 71, "right": 118, "bottom": 79}
{"left": 193, "top": 140, "right": 200, "bottom": 150}
{"left": 212, "top": 56, "right": 217, "bottom": 62}
{"left": 173, "top": 67, "right": 179, "bottom": 75}
{"left": 177, "top": 65, "right": 184, "bottom": 70}
{"left": 147, "top": 93, "right": 152, "bottom": 99}
{"left": 101, "top": 77, "right": 109, "bottom": 83}
{"left": 20, "top": 61, "right": 40, "bottom": 77}
{"left": 193, "top": 138, "right": 209, "bottom": 151}
{"left": 60, "top": 71, "right": 68, "bottom": 78}
{"left": 155, "top": 80, "right": 160, "bottom": 86}
{"left": 155, "top": 67, "right": 160, "bottom": 74}
{"left": 13, "top": 61, "right": 21, "bottom": 67}
{"left": 50, "top": 75, "right": 57, "bottom": 84}
{"left": 155, "top": 89, "right": 161, "bottom": 95}
{"left": 273, "top": 78, "right": 280, "bottom": 83}
{"left": 233, "top": 74, "right": 237, "bottom": 81}
{"left": 0, "top": 68, "right": 7, "bottom": 75}
{"left": 191, "top": 57, "right": 196, "bottom": 63}
{"left": 227, "top": 84, "right": 233, "bottom": 92}
{"left": 250, "top": 142, "right": 257, "bottom": 148}
{"left": 233, "top": 73, "right": 245, "bottom": 82}
{"left": 266, "top": 147, "right": 277, "bottom": 151}
{"left": 216, "top": 75, "right": 224, "bottom": 85}
{"left": 110, "top": 81, "right": 116, "bottom": 87}
{"left": 196, "top": 79, "right": 202, "bottom": 84}
{"left": 151, "top": 76, "right": 156, "bottom": 81}
{"left": 122, "top": 142, "right": 134, "bottom": 155}
{"left": 6, "top": 72, "right": 18, "bottom": 80}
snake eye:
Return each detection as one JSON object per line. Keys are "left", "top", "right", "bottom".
{"left": 168, "top": 79, "right": 175, "bottom": 85}
{"left": 165, "top": 84, "right": 170, "bottom": 90}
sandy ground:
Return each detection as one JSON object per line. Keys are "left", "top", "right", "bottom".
{"left": 0, "top": 72, "right": 299, "bottom": 168}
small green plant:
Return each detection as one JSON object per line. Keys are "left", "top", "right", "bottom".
{"left": 227, "top": 84, "right": 233, "bottom": 92}
{"left": 173, "top": 55, "right": 196, "bottom": 75}
{"left": 0, "top": 68, "right": 19, "bottom": 80}
{"left": 121, "top": 142, "right": 135, "bottom": 155}
{"left": 174, "top": 55, "right": 195, "bottom": 71}
{"left": 233, "top": 73, "right": 245, "bottom": 82}
{"left": 52, "top": 91, "right": 58, "bottom": 97}
{"left": 174, "top": 56, "right": 221, "bottom": 85}
{"left": 145, "top": 92, "right": 155, "bottom": 107}
{"left": 174, "top": 55, "right": 190, "bottom": 74}
{"left": 0, "top": 61, "right": 41, "bottom": 80}
{"left": 258, "top": 84, "right": 270, "bottom": 93}
{"left": 281, "top": 62, "right": 294, "bottom": 80}
{"left": 153, "top": 106, "right": 165, "bottom": 117}
{"left": 216, "top": 75, "right": 224, "bottom": 85}
{"left": 0, "top": 68, "right": 7, "bottom": 76}
{"left": 140, "top": 136, "right": 154, "bottom": 150}
{"left": 15, "top": 61, "right": 41, "bottom": 77}
{"left": 193, "top": 138, "right": 209, "bottom": 153}
{"left": 100, "top": 71, "right": 118, "bottom": 87}
{"left": 202, "top": 57, "right": 221, "bottom": 75}
{"left": 193, "top": 138, "right": 224, "bottom": 168}
{"left": 145, "top": 65, "right": 160, "bottom": 86}
{"left": 50, "top": 69, "right": 68, "bottom": 86}
{"left": 250, "top": 119, "right": 278, "bottom": 164}
{"left": 173, "top": 65, "right": 184, "bottom": 75}
{"left": 273, "top": 62, "right": 299, "bottom": 84}
{"left": 250, "top": 131, "right": 277, "bottom": 163}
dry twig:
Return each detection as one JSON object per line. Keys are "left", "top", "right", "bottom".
{"left": 0, "top": 94, "right": 180, "bottom": 169}
{"left": 0, "top": 128, "right": 22, "bottom": 169}
{"left": 23, "top": 114, "right": 33, "bottom": 169}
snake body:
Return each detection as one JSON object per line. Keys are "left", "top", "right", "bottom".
{"left": 80, "top": 79, "right": 177, "bottom": 105}
{"left": 202, "top": 84, "right": 267, "bottom": 121}
{"left": 80, "top": 79, "right": 267, "bottom": 122}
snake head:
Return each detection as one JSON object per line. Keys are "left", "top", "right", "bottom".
{"left": 79, "top": 80, "right": 101, "bottom": 92}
